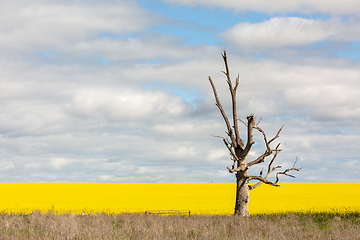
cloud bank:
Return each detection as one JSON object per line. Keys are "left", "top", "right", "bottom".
{"left": 222, "top": 17, "right": 360, "bottom": 51}
{"left": 0, "top": 0, "right": 359, "bottom": 183}
{"left": 164, "top": 0, "right": 360, "bottom": 15}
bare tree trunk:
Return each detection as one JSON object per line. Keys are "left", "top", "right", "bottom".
{"left": 234, "top": 171, "right": 249, "bottom": 216}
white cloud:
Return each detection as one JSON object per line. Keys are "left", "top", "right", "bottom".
{"left": 0, "top": 162, "right": 14, "bottom": 171}
{"left": 284, "top": 86, "right": 360, "bottom": 120}
{"left": 0, "top": 0, "right": 161, "bottom": 55}
{"left": 50, "top": 158, "right": 72, "bottom": 170}
{"left": 164, "top": 0, "right": 360, "bottom": 15}
{"left": 151, "top": 122, "right": 221, "bottom": 139}
{"left": 222, "top": 17, "right": 360, "bottom": 51}
{"left": 207, "top": 149, "right": 228, "bottom": 162}
{"left": 66, "top": 88, "right": 189, "bottom": 121}
{"left": 63, "top": 36, "right": 197, "bottom": 63}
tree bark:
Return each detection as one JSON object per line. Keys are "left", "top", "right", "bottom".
{"left": 235, "top": 170, "right": 249, "bottom": 216}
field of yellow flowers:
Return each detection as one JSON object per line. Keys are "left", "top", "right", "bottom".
{"left": 0, "top": 183, "right": 359, "bottom": 215}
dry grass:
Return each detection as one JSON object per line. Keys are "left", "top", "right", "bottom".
{"left": 0, "top": 212, "right": 359, "bottom": 239}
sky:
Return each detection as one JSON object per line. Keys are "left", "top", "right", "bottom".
{"left": 0, "top": 0, "right": 359, "bottom": 183}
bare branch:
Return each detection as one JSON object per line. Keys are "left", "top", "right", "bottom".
{"left": 247, "top": 154, "right": 266, "bottom": 168}
{"left": 238, "top": 118, "right": 247, "bottom": 127}
{"left": 248, "top": 181, "right": 262, "bottom": 190}
{"left": 275, "top": 157, "right": 301, "bottom": 184}
{"left": 259, "top": 167, "right": 264, "bottom": 176}
{"left": 248, "top": 164, "right": 282, "bottom": 190}
{"left": 249, "top": 157, "right": 301, "bottom": 190}
{"left": 208, "top": 76, "right": 236, "bottom": 146}
{"left": 227, "top": 166, "right": 242, "bottom": 173}
{"left": 248, "top": 147, "right": 282, "bottom": 190}
{"left": 234, "top": 74, "right": 240, "bottom": 91}
{"left": 268, "top": 125, "right": 284, "bottom": 145}
{"left": 254, "top": 126, "right": 269, "bottom": 151}
{"left": 223, "top": 139, "right": 240, "bottom": 162}
{"left": 256, "top": 117, "right": 262, "bottom": 126}
{"left": 247, "top": 144, "right": 281, "bottom": 168}
{"left": 255, "top": 124, "right": 283, "bottom": 152}
{"left": 292, "top": 157, "right": 299, "bottom": 168}
{"left": 221, "top": 51, "right": 232, "bottom": 86}
{"left": 221, "top": 51, "right": 242, "bottom": 149}
{"left": 212, "top": 135, "right": 240, "bottom": 171}
{"left": 248, "top": 176, "right": 279, "bottom": 187}
{"left": 248, "top": 124, "right": 284, "bottom": 169}
{"left": 267, "top": 144, "right": 281, "bottom": 173}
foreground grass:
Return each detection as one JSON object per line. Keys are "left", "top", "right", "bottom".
{"left": 0, "top": 212, "right": 359, "bottom": 239}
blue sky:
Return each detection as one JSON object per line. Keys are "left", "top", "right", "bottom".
{"left": 0, "top": 0, "right": 359, "bottom": 183}
{"left": 138, "top": 1, "right": 269, "bottom": 46}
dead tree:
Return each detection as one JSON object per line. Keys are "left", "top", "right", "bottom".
{"left": 209, "top": 51, "right": 301, "bottom": 216}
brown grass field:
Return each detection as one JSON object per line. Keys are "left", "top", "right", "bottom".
{"left": 0, "top": 212, "right": 359, "bottom": 239}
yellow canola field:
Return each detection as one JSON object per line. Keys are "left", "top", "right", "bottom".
{"left": 0, "top": 183, "right": 359, "bottom": 215}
